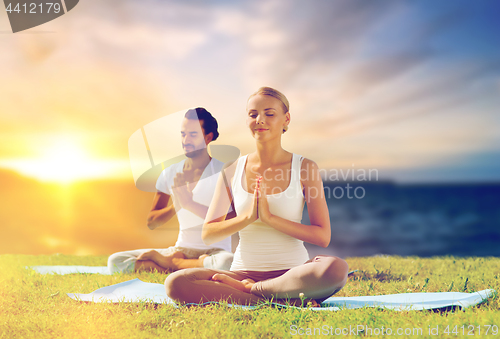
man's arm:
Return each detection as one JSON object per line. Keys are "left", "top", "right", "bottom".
{"left": 146, "top": 191, "right": 177, "bottom": 230}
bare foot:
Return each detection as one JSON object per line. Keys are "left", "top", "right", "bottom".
{"left": 211, "top": 273, "right": 255, "bottom": 293}
{"left": 137, "top": 249, "right": 159, "bottom": 261}
{"left": 137, "top": 250, "right": 185, "bottom": 270}
{"left": 198, "top": 254, "right": 209, "bottom": 266}
{"left": 157, "top": 251, "right": 185, "bottom": 269}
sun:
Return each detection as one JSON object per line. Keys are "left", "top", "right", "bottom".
{"left": 0, "top": 137, "right": 129, "bottom": 183}
{"left": 33, "top": 142, "right": 102, "bottom": 183}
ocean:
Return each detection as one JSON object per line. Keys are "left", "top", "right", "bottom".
{"left": 1, "top": 168, "right": 499, "bottom": 258}
{"left": 303, "top": 182, "right": 500, "bottom": 258}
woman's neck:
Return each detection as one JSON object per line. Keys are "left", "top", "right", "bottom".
{"left": 254, "top": 139, "right": 287, "bottom": 166}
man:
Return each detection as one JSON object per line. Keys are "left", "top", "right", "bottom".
{"left": 108, "top": 108, "right": 233, "bottom": 273}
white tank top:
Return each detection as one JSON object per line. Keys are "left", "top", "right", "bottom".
{"left": 230, "top": 153, "right": 310, "bottom": 271}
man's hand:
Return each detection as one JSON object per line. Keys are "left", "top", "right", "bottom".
{"left": 171, "top": 172, "right": 194, "bottom": 209}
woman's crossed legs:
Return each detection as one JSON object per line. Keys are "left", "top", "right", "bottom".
{"left": 165, "top": 255, "right": 348, "bottom": 305}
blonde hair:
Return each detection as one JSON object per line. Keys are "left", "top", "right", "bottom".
{"left": 248, "top": 87, "right": 290, "bottom": 133}
{"left": 248, "top": 87, "right": 289, "bottom": 113}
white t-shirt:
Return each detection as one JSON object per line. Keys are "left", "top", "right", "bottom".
{"left": 156, "top": 158, "right": 231, "bottom": 252}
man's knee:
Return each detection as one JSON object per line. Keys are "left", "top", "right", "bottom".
{"left": 107, "top": 252, "right": 129, "bottom": 274}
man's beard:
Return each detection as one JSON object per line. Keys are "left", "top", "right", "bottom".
{"left": 184, "top": 147, "right": 206, "bottom": 158}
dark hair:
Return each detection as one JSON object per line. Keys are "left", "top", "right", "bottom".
{"left": 184, "top": 107, "right": 219, "bottom": 141}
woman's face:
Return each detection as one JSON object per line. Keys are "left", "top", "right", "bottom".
{"left": 246, "top": 94, "right": 289, "bottom": 141}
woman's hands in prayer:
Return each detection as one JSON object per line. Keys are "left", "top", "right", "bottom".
{"left": 243, "top": 176, "right": 260, "bottom": 224}
{"left": 257, "top": 177, "right": 273, "bottom": 224}
{"left": 241, "top": 175, "right": 274, "bottom": 225}
{"left": 246, "top": 175, "right": 273, "bottom": 224}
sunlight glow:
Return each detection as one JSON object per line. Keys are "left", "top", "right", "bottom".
{"left": 0, "top": 138, "right": 130, "bottom": 183}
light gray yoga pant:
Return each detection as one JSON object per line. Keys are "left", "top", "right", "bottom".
{"left": 107, "top": 247, "right": 233, "bottom": 273}
{"left": 165, "top": 255, "right": 349, "bottom": 305}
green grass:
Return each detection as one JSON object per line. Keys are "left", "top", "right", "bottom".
{"left": 1, "top": 255, "right": 499, "bottom": 338}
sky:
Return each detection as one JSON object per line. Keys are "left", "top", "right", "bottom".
{"left": 1, "top": 0, "right": 500, "bottom": 184}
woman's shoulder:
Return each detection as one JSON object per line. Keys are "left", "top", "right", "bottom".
{"left": 298, "top": 156, "right": 320, "bottom": 184}
{"left": 297, "top": 156, "right": 318, "bottom": 169}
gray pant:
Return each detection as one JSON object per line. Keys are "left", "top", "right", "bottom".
{"left": 107, "top": 247, "right": 233, "bottom": 273}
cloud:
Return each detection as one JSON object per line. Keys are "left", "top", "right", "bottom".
{"left": 337, "top": 52, "right": 432, "bottom": 99}
{"left": 1, "top": 0, "right": 499, "bottom": 182}
{"left": 218, "top": 0, "right": 399, "bottom": 89}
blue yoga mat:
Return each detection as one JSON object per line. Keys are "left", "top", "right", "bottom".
{"left": 29, "top": 266, "right": 357, "bottom": 276}
{"left": 30, "top": 266, "right": 111, "bottom": 275}
{"left": 67, "top": 278, "right": 495, "bottom": 311}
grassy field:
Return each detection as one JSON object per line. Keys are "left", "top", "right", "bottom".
{"left": 1, "top": 255, "right": 498, "bottom": 338}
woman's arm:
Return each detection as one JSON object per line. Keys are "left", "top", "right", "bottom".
{"left": 258, "top": 159, "right": 331, "bottom": 247}
{"left": 202, "top": 161, "right": 258, "bottom": 245}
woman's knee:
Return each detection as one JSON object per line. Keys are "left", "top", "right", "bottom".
{"left": 164, "top": 270, "right": 189, "bottom": 301}
{"left": 165, "top": 268, "right": 212, "bottom": 302}
{"left": 315, "top": 256, "right": 349, "bottom": 285}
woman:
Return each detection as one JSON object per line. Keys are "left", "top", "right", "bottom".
{"left": 165, "top": 87, "right": 348, "bottom": 305}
